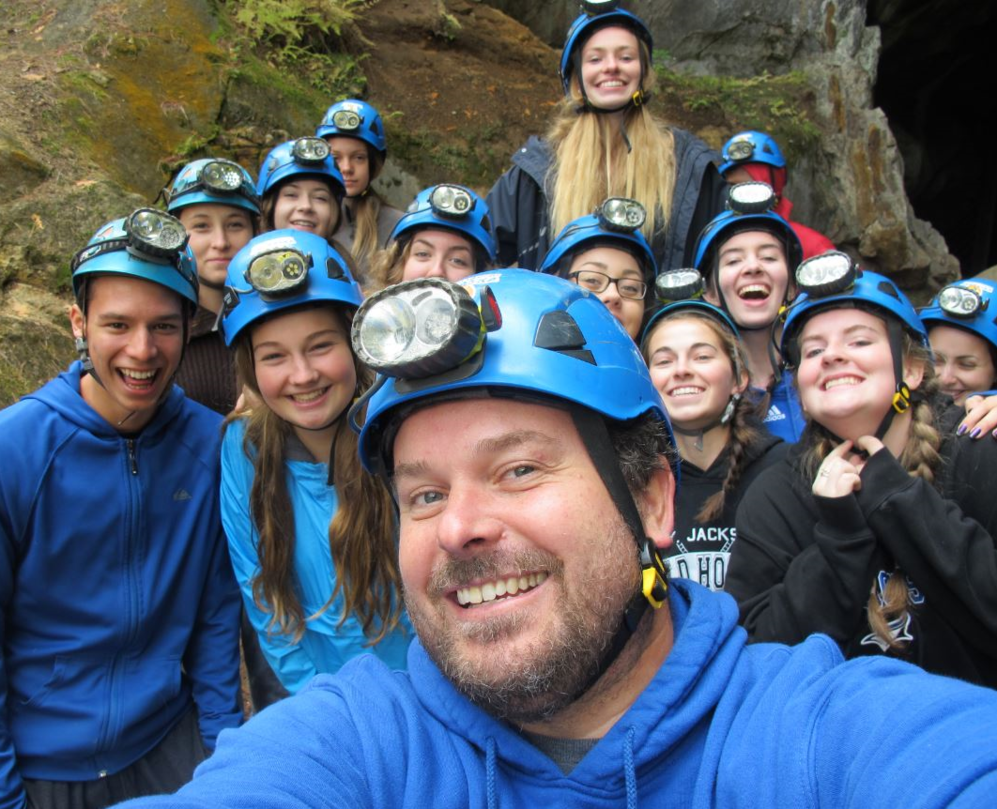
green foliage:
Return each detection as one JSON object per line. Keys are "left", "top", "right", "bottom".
{"left": 222, "top": 0, "right": 368, "bottom": 100}
{"left": 231, "top": 0, "right": 362, "bottom": 45}
{"left": 655, "top": 66, "right": 820, "bottom": 160}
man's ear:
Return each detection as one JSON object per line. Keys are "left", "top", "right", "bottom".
{"left": 69, "top": 303, "right": 85, "bottom": 339}
{"left": 639, "top": 463, "right": 676, "bottom": 551}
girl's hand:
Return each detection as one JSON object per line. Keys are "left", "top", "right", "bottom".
{"left": 813, "top": 440, "right": 863, "bottom": 498}
{"left": 957, "top": 394, "right": 997, "bottom": 439}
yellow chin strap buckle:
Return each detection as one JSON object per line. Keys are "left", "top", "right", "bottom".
{"left": 639, "top": 539, "right": 668, "bottom": 609}
{"left": 892, "top": 383, "right": 912, "bottom": 414}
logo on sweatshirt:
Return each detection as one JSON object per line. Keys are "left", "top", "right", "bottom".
{"left": 173, "top": 488, "right": 192, "bottom": 502}
{"left": 764, "top": 404, "right": 786, "bottom": 423}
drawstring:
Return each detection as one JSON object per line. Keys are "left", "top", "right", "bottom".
{"left": 623, "top": 726, "right": 638, "bottom": 809}
{"left": 485, "top": 736, "right": 498, "bottom": 809}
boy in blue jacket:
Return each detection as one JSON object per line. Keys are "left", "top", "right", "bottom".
{"left": 0, "top": 210, "right": 242, "bottom": 809}
{"left": 116, "top": 269, "right": 996, "bottom": 807}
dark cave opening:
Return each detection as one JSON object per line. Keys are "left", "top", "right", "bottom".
{"left": 869, "top": 0, "right": 997, "bottom": 276}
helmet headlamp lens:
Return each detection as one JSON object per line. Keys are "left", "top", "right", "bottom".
{"left": 246, "top": 249, "right": 310, "bottom": 295}
{"left": 726, "top": 139, "right": 755, "bottom": 163}
{"left": 429, "top": 185, "right": 473, "bottom": 217}
{"left": 796, "top": 251, "right": 857, "bottom": 298}
{"left": 353, "top": 279, "right": 485, "bottom": 379}
{"left": 938, "top": 285, "right": 982, "bottom": 318}
{"left": 655, "top": 268, "right": 704, "bottom": 303}
{"left": 291, "top": 137, "right": 331, "bottom": 163}
{"left": 727, "top": 182, "right": 776, "bottom": 215}
{"left": 331, "top": 110, "right": 361, "bottom": 130}
{"left": 598, "top": 197, "right": 646, "bottom": 232}
{"left": 201, "top": 161, "right": 244, "bottom": 192}
{"left": 126, "top": 209, "right": 188, "bottom": 256}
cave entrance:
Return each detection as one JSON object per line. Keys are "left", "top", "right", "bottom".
{"left": 869, "top": 1, "right": 997, "bottom": 276}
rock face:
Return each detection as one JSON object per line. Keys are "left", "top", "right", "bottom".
{"left": 483, "top": 0, "right": 960, "bottom": 298}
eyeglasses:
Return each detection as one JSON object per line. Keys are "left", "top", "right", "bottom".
{"left": 569, "top": 270, "right": 647, "bottom": 300}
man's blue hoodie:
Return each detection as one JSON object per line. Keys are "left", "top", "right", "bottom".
{"left": 0, "top": 363, "right": 242, "bottom": 807}
{"left": 118, "top": 579, "right": 997, "bottom": 808}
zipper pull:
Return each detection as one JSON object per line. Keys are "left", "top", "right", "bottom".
{"left": 127, "top": 439, "right": 138, "bottom": 475}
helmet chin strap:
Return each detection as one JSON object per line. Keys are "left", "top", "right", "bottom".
{"left": 568, "top": 406, "right": 668, "bottom": 695}
{"left": 670, "top": 394, "right": 740, "bottom": 452}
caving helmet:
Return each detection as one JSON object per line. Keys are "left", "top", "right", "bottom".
{"left": 220, "top": 229, "right": 362, "bottom": 347}
{"left": 165, "top": 158, "right": 260, "bottom": 215}
{"left": 390, "top": 184, "right": 496, "bottom": 265}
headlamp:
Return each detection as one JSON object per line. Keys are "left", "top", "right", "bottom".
{"left": 200, "top": 160, "right": 246, "bottom": 193}
{"left": 581, "top": 0, "right": 619, "bottom": 15}
{"left": 291, "top": 137, "right": 331, "bottom": 164}
{"left": 937, "top": 284, "right": 984, "bottom": 318}
{"left": 125, "top": 209, "right": 188, "bottom": 258}
{"left": 245, "top": 248, "right": 312, "bottom": 296}
{"left": 727, "top": 182, "right": 776, "bottom": 215}
{"left": 429, "top": 185, "right": 474, "bottom": 218}
{"left": 352, "top": 278, "right": 486, "bottom": 380}
{"left": 796, "top": 251, "right": 858, "bottom": 299}
{"left": 331, "top": 109, "right": 362, "bottom": 131}
{"left": 655, "top": 268, "right": 704, "bottom": 304}
{"left": 724, "top": 137, "right": 755, "bottom": 163}
{"left": 598, "top": 197, "right": 646, "bottom": 233}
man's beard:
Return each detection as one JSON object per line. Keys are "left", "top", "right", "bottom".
{"left": 405, "top": 523, "right": 642, "bottom": 725}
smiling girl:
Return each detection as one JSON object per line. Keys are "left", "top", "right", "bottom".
{"left": 486, "top": 1, "right": 724, "bottom": 271}
{"left": 257, "top": 138, "right": 346, "bottom": 244}
{"left": 727, "top": 255, "right": 997, "bottom": 687}
{"left": 316, "top": 99, "right": 403, "bottom": 284}
{"left": 367, "top": 184, "right": 495, "bottom": 293}
{"left": 165, "top": 158, "right": 259, "bottom": 414}
{"left": 919, "top": 278, "right": 997, "bottom": 408}
{"left": 641, "top": 276, "right": 785, "bottom": 591}
{"left": 219, "top": 230, "right": 409, "bottom": 705}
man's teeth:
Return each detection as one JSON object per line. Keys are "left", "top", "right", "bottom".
{"left": 121, "top": 369, "right": 155, "bottom": 380}
{"left": 824, "top": 376, "right": 862, "bottom": 390}
{"left": 456, "top": 571, "right": 548, "bottom": 607}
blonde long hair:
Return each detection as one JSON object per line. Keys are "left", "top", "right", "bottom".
{"left": 227, "top": 304, "right": 402, "bottom": 644}
{"left": 548, "top": 41, "right": 676, "bottom": 245}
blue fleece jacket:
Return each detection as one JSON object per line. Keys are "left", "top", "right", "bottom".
{"left": 0, "top": 363, "right": 242, "bottom": 808}
{"left": 220, "top": 419, "right": 410, "bottom": 693}
{"left": 116, "top": 579, "right": 997, "bottom": 808}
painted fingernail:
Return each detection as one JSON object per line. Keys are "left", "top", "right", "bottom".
{"left": 971, "top": 428, "right": 982, "bottom": 439}
{"left": 957, "top": 424, "right": 968, "bottom": 435}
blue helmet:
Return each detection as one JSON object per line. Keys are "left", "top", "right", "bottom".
{"left": 559, "top": 2, "right": 653, "bottom": 96}
{"left": 221, "top": 229, "right": 362, "bottom": 346}
{"left": 71, "top": 209, "right": 199, "bottom": 307}
{"left": 390, "top": 184, "right": 496, "bottom": 264}
{"left": 719, "top": 130, "right": 786, "bottom": 175}
{"left": 539, "top": 200, "right": 656, "bottom": 281}
{"left": 354, "top": 268, "right": 669, "bottom": 474}
{"left": 693, "top": 195, "right": 804, "bottom": 280}
{"left": 641, "top": 268, "right": 741, "bottom": 347}
{"left": 256, "top": 138, "right": 346, "bottom": 200}
{"left": 165, "top": 158, "right": 260, "bottom": 215}
{"left": 316, "top": 99, "right": 387, "bottom": 159}
{"left": 918, "top": 278, "right": 997, "bottom": 353}
{"left": 780, "top": 265, "right": 927, "bottom": 364}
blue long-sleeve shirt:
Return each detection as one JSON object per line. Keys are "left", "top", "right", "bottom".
{"left": 220, "top": 419, "right": 410, "bottom": 693}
